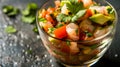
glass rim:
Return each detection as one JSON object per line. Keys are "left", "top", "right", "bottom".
{"left": 36, "top": 0, "right": 118, "bottom": 43}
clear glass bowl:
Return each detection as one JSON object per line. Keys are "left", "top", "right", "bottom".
{"left": 36, "top": 0, "right": 118, "bottom": 67}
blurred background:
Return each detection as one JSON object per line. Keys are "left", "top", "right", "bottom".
{"left": 0, "top": 0, "right": 120, "bottom": 67}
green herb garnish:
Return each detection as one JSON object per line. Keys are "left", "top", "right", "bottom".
{"left": 7, "top": 8, "right": 19, "bottom": 16}
{"left": 56, "top": 24, "right": 64, "bottom": 28}
{"left": 106, "top": 6, "right": 114, "bottom": 14}
{"left": 33, "top": 26, "right": 39, "bottom": 34}
{"left": 66, "top": 0, "right": 84, "bottom": 14}
{"left": 2, "top": 5, "right": 13, "bottom": 14}
{"left": 26, "top": 49, "right": 33, "bottom": 54}
{"left": 84, "top": 31, "right": 93, "bottom": 37}
{"left": 5, "top": 26, "right": 17, "bottom": 34}
{"left": 21, "top": 3, "right": 38, "bottom": 23}
{"left": 27, "top": 3, "right": 38, "bottom": 10}
{"left": 21, "top": 9, "right": 30, "bottom": 16}
{"left": 57, "top": 13, "right": 72, "bottom": 22}
{"left": 38, "top": 17, "right": 47, "bottom": 23}
{"left": 72, "top": 9, "right": 86, "bottom": 22}
{"left": 48, "top": 28, "right": 55, "bottom": 33}
{"left": 57, "top": 10, "right": 86, "bottom": 23}
{"left": 66, "top": 40, "right": 71, "bottom": 46}
{"left": 86, "top": 33, "right": 93, "bottom": 37}
{"left": 2, "top": 5, "right": 19, "bottom": 16}
{"left": 21, "top": 16, "right": 35, "bottom": 24}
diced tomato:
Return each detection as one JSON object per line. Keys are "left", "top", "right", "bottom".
{"left": 54, "top": 25, "right": 67, "bottom": 39}
{"left": 45, "top": 14, "right": 54, "bottom": 23}
{"left": 41, "top": 9, "right": 47, "bottom": 18}
{"left": 82, "top": 0, "right": 93, "bottom": 8}
{"left": 47, "top": 7, "right": 55, "bottom": 14}
{"left": 86, "top": 9, "right": 93, "bottom": 17}
{"left": 78, "top": 9, "right": 93, "bottom": 21}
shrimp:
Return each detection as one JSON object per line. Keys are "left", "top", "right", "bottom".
{"left": 79, "top": 19, "right": 95, "bottom": 32}
{"left": 79, "top": 19, "right": 95, "bottom": 40}
{"left": 70, "top": 42, "right": 80, "bottom": 54}
{"left": 66, "top": 23, "right": 79, "bottom": 40}
{"left": 90, "top": 6, "right": 108, "bottom": 15}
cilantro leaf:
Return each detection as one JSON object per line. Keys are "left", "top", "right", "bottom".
{"left": 21, "top": 3, "right": 38, "bottom": 24}
{"left": 66, "top": 0, "right": 84, "bottom": 14}
{"left": 57, "top": 13, "right": 72, "bottom": 22}
{"left": 38, "top": 17, "right": 47, "bottom": 23}
{"left": 2, "top": 5, "right": 19, "bottom": 16}
{"left": 7, "top": 8, "right": 19, "bottom": 16}
{"left": 33, "top": 26, "right": 39, "bottom": 34}
{"left": 5, "top": 26, "right": 17, "bottom": 34}
{"left": 2, "top": 5, "right": 14, "bottom": 14}
{"left": 48, "top": 28, "right": 55, "bottom": 33}
{"left": 84, "top": 30, "right": 93, "bottom": 37}
{"left": 27, "top": 3, "right": 38, "bottom": 10}
{"left": 21, "top": 16, "right": 35, "bottom": 24}
{"left": 66, "top": 40, "right": 71, "bottom": 46}
{"left": 72, "top": 9, "right": 86, "bottom": 22}
{"left": 22, "top": 9, "right": 30, "bottom": 16}
{"left": 56, "top": 23, "right": 63, "bottom": 28}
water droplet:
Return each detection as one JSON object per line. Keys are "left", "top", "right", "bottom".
{"left": 49, "top": 59, "right": 52, "bottom": 63}
{"left": 9, "top": 43, "right": 13, "bottom": 46}
{"left": 13, "top": 62, "right": 18, "bottom": 67}
{"left": 114, "top": 54, "right": 118, "bottom": 58}
{"left": 25, "top": 51, "right": 28, "bottom": 55}
{"left": 36, "top": 35, "right": 40, "bottom": 39}
{"left": 51, "top": 64, "right": 54, "bottom": 67}
{"left": 26, "top": 44, "right": 29, "bottom": 48}
{"left": 44, "top": 54, "right": 47, "bottom": 58}
{"left": 29, "top": 47, "right": 32, "bottom": 50}
{"left": 17, "top": 53, "right": 21, "bottom": 57}
{"left": 35, "top": 55, "right": 41, "bottom": 61}
{"left": 22, "top": 49, "right": 25, "bottom": 53}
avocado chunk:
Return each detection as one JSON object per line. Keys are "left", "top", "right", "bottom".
{"left": 89, "top": 14, "right": 112, "bottom": 25}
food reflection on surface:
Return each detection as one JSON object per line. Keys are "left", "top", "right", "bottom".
{"left": 37, "top": 0, "right": 116, "bottom": 66}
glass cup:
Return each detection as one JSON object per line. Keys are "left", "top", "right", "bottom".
{"left": 36, "top": 0, "right": 118, "bottom": 67}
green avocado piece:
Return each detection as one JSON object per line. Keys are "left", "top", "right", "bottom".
{"left": 89, "top": 14, "right": 112, "bottom": 25}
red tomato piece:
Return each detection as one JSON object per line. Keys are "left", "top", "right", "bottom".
{"left": 47, "top": 7, "right": 55, "bottom": 14}
{"left": 54, "top": 25, "right": 67, "bottom": 39}
{"left": 45, "top": 14, "right": 54, "bottom": 23}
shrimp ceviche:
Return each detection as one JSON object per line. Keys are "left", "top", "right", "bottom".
{"left": 37, "top": 0, "right": 116, "bottom": 66}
